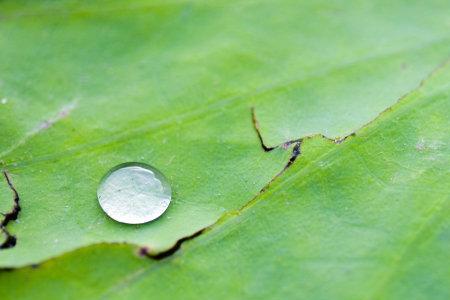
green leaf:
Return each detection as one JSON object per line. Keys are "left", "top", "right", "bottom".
{"left": 1, "top": 51, "right": 449, "bottom": 300}
{"left": 0, "top": 0, "right": 449, "bottom": 298}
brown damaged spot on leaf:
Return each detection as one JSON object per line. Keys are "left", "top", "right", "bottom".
{"left": 0, "top": 171, "right": 21, "bottom": 249}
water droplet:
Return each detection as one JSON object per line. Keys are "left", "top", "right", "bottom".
{"left": 97, "top": 162, "right": 171, "bottom": 224}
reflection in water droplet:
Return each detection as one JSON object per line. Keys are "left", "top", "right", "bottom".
{"left": 97, "top": 162, "right": 171, "bottom": 224}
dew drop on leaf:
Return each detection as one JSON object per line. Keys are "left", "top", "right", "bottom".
{"left": 97, "top": 162, "right": 171, "bottom": 224}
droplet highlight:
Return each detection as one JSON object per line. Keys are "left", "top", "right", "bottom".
{"left": 97, "top": 162, "right": 171, "bottom": 224}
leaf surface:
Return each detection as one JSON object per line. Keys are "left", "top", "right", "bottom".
{"left": 1, "top": 56, "right": 449, "bottom": 300}
{"left": 0, "top": 0, "right": 449, "bottom": 293}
